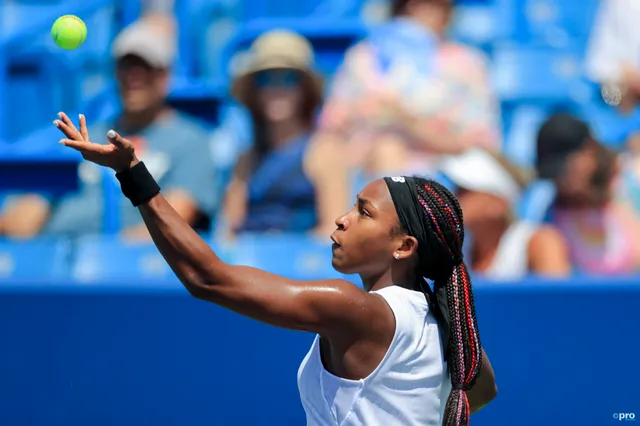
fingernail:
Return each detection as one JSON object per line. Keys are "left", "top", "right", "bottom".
{"left": 58, "top": 112, "right": 62, "bottom": 118}
{"left": 79, "top": 114, "right": 84, "bottom": 120}
{"left": 58, "top": 140, "right": 65, "bottom": 145}
{"left": 107, "top": 130, "right": 116, "bottom": 138}
{"left": 53, "top": 121, "right": 59, "bottom": 127}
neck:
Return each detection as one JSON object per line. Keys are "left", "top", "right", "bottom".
{"left": 469, "top": 219, "right": 510, "bottom": 271}
{"left": 360, "top": 267, "right": 417, "bottom": 293}
{"left": 405, "top": 12, "right": 446, "bottom": 37}
{"left": 268, "top": 119, "right": 307, "bottom": 147}
{"left": 121, "top": 104, "right": 168, "bottom": 133}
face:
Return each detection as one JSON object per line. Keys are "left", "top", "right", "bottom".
{"left": 406, "top": 0, "right": 453, "bottom": 34}
{"left": 455, "top": 188, "right": 509, "bottom": 228}
{"left": 330, "top": 180, "right": 415, "bottom": 276}
{"left": 556, "top": 141, "right": 615, "bottom": 207}
{"left": 254, "top": 69, "right": 305, "bottom": 123}
{"left": 117, "top": 55, "right": 168, "bottom": 114}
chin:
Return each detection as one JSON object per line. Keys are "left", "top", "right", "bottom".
{"left": 331, "top": 257, "right": 355, "bottom": 275}
{"left": 331, "top": 257, "right": 346, "bottom": 273}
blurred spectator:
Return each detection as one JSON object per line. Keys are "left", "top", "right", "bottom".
{"left": 315, "top": 0, "right": 501, "bottom": 178}
{"left": 440, "top": 148, "right": 570, "bottom": 279}
{"left": 0, "top": 16, "right": 216, "bottom": 240}
{"left": 536, "top": 113, "right": 640, "bottom": 275}
{"left": 585, "top": 0, "right": 640, "bottom": 113}
{"left": 143, "top": 0, "right": 174, "bottom": 14}
{"left": 223, "top": 30, "right": 347, "bottom": 237}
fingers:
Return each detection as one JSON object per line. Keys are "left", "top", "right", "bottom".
{"left": 53, "top": 112, "right": 82, "bottom": 141}
{"left": 79, "top": 114, "right": 89, "bottom": 141}
{"left": 59, "top": 138, "right": 111, "bottom": 155}
{"left": 106, "top": 129, "right": 130, "bottom": 150}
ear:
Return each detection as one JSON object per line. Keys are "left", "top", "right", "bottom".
{"left": 394, "top": 235, "right": 419, "bottom": 260}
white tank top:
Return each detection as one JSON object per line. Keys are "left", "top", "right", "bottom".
{"left": 483, "top": 221, "right": 537, "bottom": 280}
{"left": 297, "top": 285, "right": 452, "bottom": 426}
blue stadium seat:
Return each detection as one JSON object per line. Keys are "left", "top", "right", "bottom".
{"left": 0, "top": 238, "right": 70, "bottom": 280}
{"left": 580, "top": 102, "right": 640, "bottom": 149}
{"left": 232, "top": 233, "right": 344, "bottom": 280}
{"left": 491, "top": 45, "right": 593, "bottom": 104}
{"left": 517, "top": 0, "right": 599, "bottom": 48}
{"left": 502, "top": 104, "right": 548, "bottom": 167}
{"left": 72, "top": 235, "right": 233, "bottom": 283}
{"left": 517, "top": 179, "right": 556, "bottom": 223}
{"left": 0, "top": 0, "right": 117, "bottom": 142}
{"left": 72, "top": 236, "right": 175, "bottom": 283}
{"left": 449, "top": 4, "right": 504, "bottom": 48}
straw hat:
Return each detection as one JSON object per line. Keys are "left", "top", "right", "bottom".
{"left": 230, "top": 30, "right": 323, "bottom": 109}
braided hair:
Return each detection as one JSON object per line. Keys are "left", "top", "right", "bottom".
{"left": 411, "top": 177, "right": 482, "bottom": 426}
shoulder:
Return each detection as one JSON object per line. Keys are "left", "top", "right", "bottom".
{"left": 164, "top": 111, "right": 210, "bottom": 140}
{"left": 528, "top": 224, "right": 567, "bottom": 252}
{"left": 440, "top": 41, "right": 490, "bottom": 71}
{"left": 338, "top": 41, "right": 377, "bottom": 71}
{"left": 302, "top": 279, "right": 394, "bottom": 338}
{"left": 303, "top": 134, "right": 346, "bottom": 180}
{"left": 527, "top": 224, "right": 572, "bottom": 275}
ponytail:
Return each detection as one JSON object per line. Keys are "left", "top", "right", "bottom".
{"left": 413, "top": 180, "right": 483, "bottom": 426}
{"left": 437, "top": 261, "right": 482, "bottom": 426}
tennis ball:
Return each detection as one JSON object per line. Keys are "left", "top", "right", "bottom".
{"left": 51, "top": 15, "right": 87, "bottom": 50}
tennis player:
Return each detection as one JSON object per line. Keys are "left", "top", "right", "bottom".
{"left": 54, "top": 112, "right": 497, "bottom": 426}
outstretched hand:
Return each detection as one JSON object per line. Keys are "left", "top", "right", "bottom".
{"left": 54, "top": 112, "right": 139, "bottom": 173}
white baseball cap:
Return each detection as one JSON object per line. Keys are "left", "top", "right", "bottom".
{"left": 111, "top": 19, "right": 176, "bottom": 69}
{"left": 439, "top": 148, "right": 525, "bottom": 202}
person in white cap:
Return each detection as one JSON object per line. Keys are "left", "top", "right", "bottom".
{"left": 440, "top": 148, "right": 570, "bottom": 279}
{"left": 0, "top": 16, "right": 216, "bottom": 239}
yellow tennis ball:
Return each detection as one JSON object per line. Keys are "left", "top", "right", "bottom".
{"left": 51, "top": 15, "right": 87, "bottom": 50}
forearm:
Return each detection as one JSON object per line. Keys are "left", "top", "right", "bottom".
{"left": 138, "top": 194, "right": 224, "bottom": 296}
{"left": 467, "top": 349, "right": 498, "bottom": 413}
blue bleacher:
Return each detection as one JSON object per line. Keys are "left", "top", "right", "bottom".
{"left": 0, "top": 238, "right": 70, "bottom": 280}
{"left": 72, "top": 235, "right": 179, "bottom": 283}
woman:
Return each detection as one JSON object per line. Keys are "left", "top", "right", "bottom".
{"left": 440, "top": 148, "right": 571, "bottom": 279}
{"left": 315, "top": 0, "right": 501, "bottom": 178}
{"left": 224, "top": 30, "right": 348, "bottom": 237}
{"left": 54, "top": 112, "right": 497, "bottom": 426}
{"left": 536, "top": 113, "right": 640, "bottom": 274}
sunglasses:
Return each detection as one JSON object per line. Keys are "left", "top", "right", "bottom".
{"left": 254, "top": 70, "right": 301, "bottom": 88}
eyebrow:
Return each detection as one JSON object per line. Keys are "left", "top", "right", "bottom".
{"left": 357, "top": 196, "right": 374, "bottom": 209}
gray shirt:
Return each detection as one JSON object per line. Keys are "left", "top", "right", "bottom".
{"left": 43, "top": 111, "right": 216, "bottom": 236}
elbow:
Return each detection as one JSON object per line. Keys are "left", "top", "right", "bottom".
{"left": 468, "top": 379, "right": 498, "bottom": 414}
{"left": 179, "top": 271, "right": 213, "bottom": 300}
{"left": 488, "top": 382, "right": 498, "bottom": 402}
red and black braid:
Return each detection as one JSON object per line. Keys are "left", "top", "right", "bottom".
{"left": 414, "top": 178, "right": 483, "bottom": 426}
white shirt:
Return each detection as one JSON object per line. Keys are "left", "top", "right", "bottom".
{"left": 585, "top": 0, "right": 640, "bottom": 82}
{"left": 297, "top": 285, "right": 451, "bottom": 426}
{"left": 482, "top": 221, "right": 538, "bottom": 280}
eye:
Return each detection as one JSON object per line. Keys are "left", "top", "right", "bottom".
{"left": 359, "top": 207, "right": 371, "bottom": 218}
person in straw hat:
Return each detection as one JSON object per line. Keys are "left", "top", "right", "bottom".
{"left": 223, "top": 30, "right": 348, "bottom": 238}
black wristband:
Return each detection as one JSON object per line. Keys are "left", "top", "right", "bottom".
{"left": 115, "top": 161, "right": 161, "bottom": 207}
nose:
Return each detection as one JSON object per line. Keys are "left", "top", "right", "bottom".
{"left": 335, "top": 211, "right": 349, "bottom": 230}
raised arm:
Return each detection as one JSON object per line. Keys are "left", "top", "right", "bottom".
{"left": 54, "top": 113, "right": 379, "bottom": 336}
{"left": 137, "top": 191, "right": 369, "bottom": 333}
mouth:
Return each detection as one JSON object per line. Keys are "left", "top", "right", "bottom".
{"left": 330, "top": 234, "right": 341, "bottom": 250}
